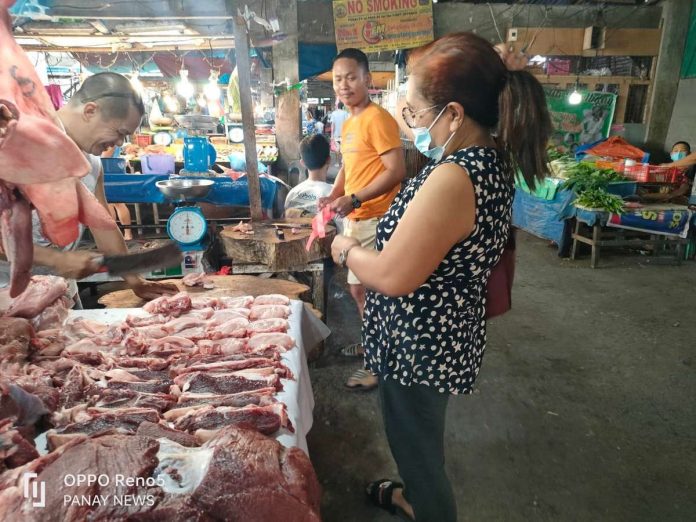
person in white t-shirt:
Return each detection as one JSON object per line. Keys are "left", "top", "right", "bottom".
{"left": 329, "top": 102, "right": 349, "bottom": 166}
{"left": 285, "top": 135, "right": 340, "bottom": 231}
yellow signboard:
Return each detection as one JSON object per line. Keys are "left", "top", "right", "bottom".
{"left": 333, "top": 0, "right": 434, "bottom": 53}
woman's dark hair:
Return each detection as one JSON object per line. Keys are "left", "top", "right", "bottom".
{"left": 333, "top": 48, "right": 370, "bottom": 74}
{"left": 407, "top": 32, "right": 551, "bottom": 188}
{"left": 672, "top": 141, "right": 691, "bottom": 153}
{"left": 300, "top": 134, "right": 331, "bottom": 170}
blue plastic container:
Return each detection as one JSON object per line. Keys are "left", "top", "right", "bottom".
{"left": 607, "top": 181, "right": 638, "bottom": 198}
{"left": 101, "top": 157, "right": 126, "bottom": 174}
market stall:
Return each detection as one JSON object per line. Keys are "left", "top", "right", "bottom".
{"left": 513, "top": 141, "right": 694, "bottom": 266}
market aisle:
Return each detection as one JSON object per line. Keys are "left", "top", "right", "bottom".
{"left": 308, "top": 232, "right": 696, "bottom": 521}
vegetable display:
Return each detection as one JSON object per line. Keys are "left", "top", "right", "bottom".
{"left": 574, "top": 188, "right": 625, "bottom": 214}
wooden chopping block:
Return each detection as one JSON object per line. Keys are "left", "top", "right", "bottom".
{"left": 98, "top": 275, "right": 313, "bottom": 309}
{"left": 220, "top": 217, "right": 335, "bottom": 271}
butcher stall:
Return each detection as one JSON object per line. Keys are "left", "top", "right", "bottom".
{"left": 0, "top": 275, "right": 328, "bottom": 520}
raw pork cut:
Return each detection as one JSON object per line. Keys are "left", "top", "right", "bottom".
{"left": 249, "top": 304, "right": 291, "bottom": 320}
{"left": 218, "top": 295, "right": 254, "bottom": 309}
{"left": 160, "top": 427, "right": 321, "bottom": 521}
{"left": 0, "top": 433, "right": 162, "bottom": 521}
{"left": 253, "top": 294, "right": 290, "bottom": 306}
{"left": 208, "top": 317, "right": 249, "bottom": 339}
{"left": 173, "top": 403, "right": 293, "bottom": 435}
{"left": 143, "top": 292, "right": 192, "bottom": 317}
{"left": 248, "top": 317, "right": 289, "bottom": 334}
{"left": 195, "top": 338, "right": 246, "bottom": 356}
{"left": 4, "top": 275, "right": 67, "bottom": 318}
{"left": 207, "top": 308, "right": 250, "bottom": 326}
{"left": 173, "top": 368, "right": 282, "bottom": 395}
{"left": 0, "top": 418, "right": 38, "bottom": 470}
{"left": 0, "top": 317, "right": 33, "bottom": 362}
{"left": 246, "top": 332, "right": 295, "bottom": 351}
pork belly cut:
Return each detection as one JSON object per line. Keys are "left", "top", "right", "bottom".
{"left": 249, "top": 304, "right": 290, "bottom": 320}
{"left": 46, "top": 408, "right": 160, "bottom": 450}
{"left": 4, "top": 276, "right": 67, "bottom": 318}
{"left": 207, "top": 317, "right": 249, "bottom": 339}
{"left": 163, "top": 316, "right": 204, "bottom": 335}
{"left": 207, "top": 309, "right": 250, "bottom": 326}
{"left": 253, "top": 294, "right": 290, "bottom": 306}
{"left": 125, "top": 313, "right": 167, "bottom": 327}
{"left": 172, "top": 358, "right": 293, "bottom": 379}
{"left": 195, "top": 338, "right": 247, "bottom": 356}
{"left": 218, "top": 295, "right": 254, "bottom": 309}
{"left": 146, "top": 336, "right": 196, "bottom": 356}
{"left": 246, "top": 332, "right": 295, "bottom": 352}
{"left": 173, "top": 368, "right": 282, "bottom": 395}
{"left": 174, "top": 403, "right": 293, "bottom": 435}
{"left": 248, "top": 317, "right": 289, "bottom": 335}
{"left": 87, "top": 388, "right": 176, "bottom": 412}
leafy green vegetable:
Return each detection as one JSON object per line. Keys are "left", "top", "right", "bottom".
{"left": 574, "top": 188, "right": 625, "bottom": 214}
{"left": 560, "top": 162, "right": 627, "bottom": 193}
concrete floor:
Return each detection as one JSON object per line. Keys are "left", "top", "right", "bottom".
{"left": 307, "top": 232, "right": 696, "bottom": 522}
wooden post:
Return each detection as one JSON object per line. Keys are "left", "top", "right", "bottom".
{"left": 232, "top": 13, "right": 264, "bottom": 221}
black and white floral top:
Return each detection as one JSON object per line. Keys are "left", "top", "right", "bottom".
{"left": 362, "top": 147, "right": 513, "bottom": 395}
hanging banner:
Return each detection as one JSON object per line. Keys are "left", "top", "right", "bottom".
{"left": 544, "top": 87, "right": 617, "bottom": 154}
{"left": 332, "top": 0, "right": 434, "bottom": 53}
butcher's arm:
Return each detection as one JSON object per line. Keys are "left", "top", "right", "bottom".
{"left": 318, "top": 167, "right": 346, "bottom": 209}
{"left": 336, "top": 163, "right": 475, "bottom": 297}
{"left": 353, "top": 147, "right": 406, "bottom": 203}
{"left": 0, "top": 245, "right": 99, "bottom": 280}
{"left": 92, "top": 173, "right": 178, "bottom": 299}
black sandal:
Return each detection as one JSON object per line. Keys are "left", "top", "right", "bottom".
{"left": 366, "top": 478, "right": 404, "bottom": 515}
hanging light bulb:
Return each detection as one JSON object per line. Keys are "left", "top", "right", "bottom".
{"left": 568, "top": 79, "right": 582, "bottom": 105}
{"left": 176, "top": 69, "right": 194, "bottom": 99}
{"left": 129, "top": 72, "right": 144, "bottom": 95}
{"left": 204, "top": 70, "right": 221, "bottom": 101}
{"left": 163, "top": 93, "right": 179, "bottom": 113}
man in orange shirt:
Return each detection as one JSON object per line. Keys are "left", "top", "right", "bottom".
{"left": 319, "top": 48, "right": 406, "bottom": 390}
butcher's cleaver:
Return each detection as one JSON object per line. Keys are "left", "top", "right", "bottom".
{"left": 97, "top": 242, "right": 183, "bottom": 275}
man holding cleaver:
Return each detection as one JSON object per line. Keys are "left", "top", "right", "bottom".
{"left": 0, "top": 73, "right": 177, "bottom": 303}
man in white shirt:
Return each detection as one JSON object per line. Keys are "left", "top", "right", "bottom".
{"left": 329, "top": 102, "right": 349, "bottom": 166}
{"left": 0, "top": 73, "right": 177, "bottom": 302}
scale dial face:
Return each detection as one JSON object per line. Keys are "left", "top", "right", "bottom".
{"left": 168, "top": 208, "right": 207, "bottom": 245}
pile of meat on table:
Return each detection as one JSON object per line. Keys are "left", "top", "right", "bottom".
{"left": 0, "top": 276, "right": 321, "bottom": 521}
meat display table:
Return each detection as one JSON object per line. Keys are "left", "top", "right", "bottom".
{"left": 35, "top": 300, "right": 329, "bottom": 455}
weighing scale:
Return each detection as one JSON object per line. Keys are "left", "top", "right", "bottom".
{"left": 174, "top": 114, "right": 218, "bottom": 176}
{"left": 155, "top": 178, "right": 215, "bottom": 274}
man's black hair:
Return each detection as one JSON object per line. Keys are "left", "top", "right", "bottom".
{"left": 71, "top": 72, "right": 145, "bottom": 120}
{"left": 333, "top": 48, "right": 370, "bottom": 74}
{"left": 337, "top": 101, "right": 345, "bottom": 110}
{"left": 300, "top": 134, "right": 331, "bottom": 170}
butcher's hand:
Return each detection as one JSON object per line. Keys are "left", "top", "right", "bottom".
{"left": 331, "top": 235, "right": 360, "bottom": 265}
{"left": 128, "top": 277, "right": 179, "bottom": 301}
{"left": 317, "top": 195, "right": 335, "bottom": 211}
{"left": 51, "top": 251, "right": 103, "bottom": 280}
{"left": 329, "top": 195, "right": 354, "bottom": 218}
{"left": 494, "top": 43, "right": 529, "bottom": 71}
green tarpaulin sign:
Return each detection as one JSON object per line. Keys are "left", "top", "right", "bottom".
{"left": 544, "top": 87, "right": 617, "bottom": 153}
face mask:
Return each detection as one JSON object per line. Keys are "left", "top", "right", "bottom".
{"left": 671, "top": 151, "right": 687, "bottom": 161}
{"left": 412, "top": 105, "right": 457, "bottom": 162}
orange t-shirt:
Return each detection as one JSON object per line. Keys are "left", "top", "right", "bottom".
{"left": 341, "top": 103, "right": 402, "bottom": 220}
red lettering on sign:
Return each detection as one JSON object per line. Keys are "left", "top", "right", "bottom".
{"left": 347, "top": 0, "right": 364, "bottom": 14}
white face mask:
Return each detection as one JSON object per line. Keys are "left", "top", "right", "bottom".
{"left": 411, "top": 105, "right": 457, "bottom": 162}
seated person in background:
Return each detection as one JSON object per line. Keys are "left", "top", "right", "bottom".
{"left": 285, "top": 135, "right": 334, "bottom": 220}
{"left": 641, "top": 141, "right": 695, "bottom": 205}
{"left": 101, "top": 145, "right": 133, "bottom": 240}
